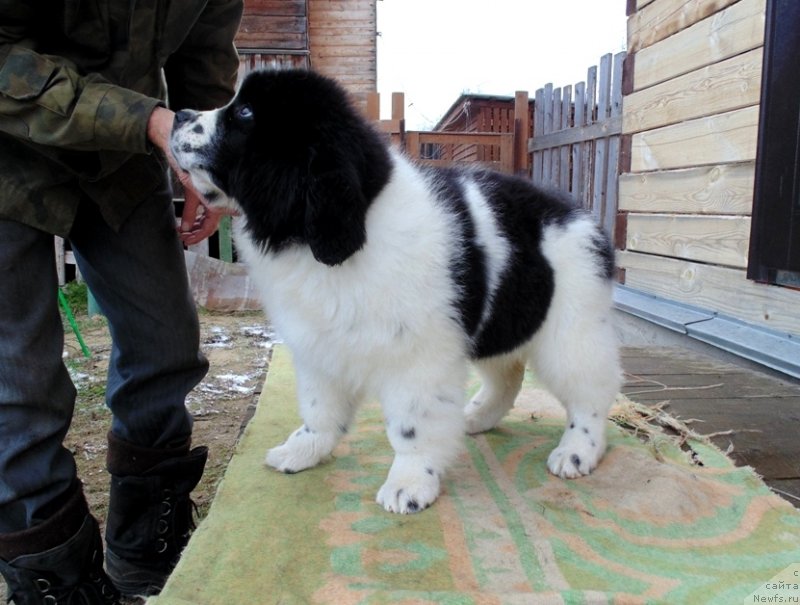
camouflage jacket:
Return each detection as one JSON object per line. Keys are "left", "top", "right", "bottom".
{"left": 0, "top": 0, "right": 242, "bottom": 236}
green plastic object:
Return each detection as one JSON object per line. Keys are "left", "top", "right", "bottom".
{"left": 58, "top": 288, "right": 91, "bottom": 358}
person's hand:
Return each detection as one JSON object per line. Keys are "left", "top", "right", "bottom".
{"left": 146, "top": 106, "right": 234, "bottom": 244}
{"left": 179, "top": 188, "right": 224, "bottom": 246}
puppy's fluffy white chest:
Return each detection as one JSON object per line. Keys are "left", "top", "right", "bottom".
{"left": 234, "top": 155, "right": 466, "bottom": 387}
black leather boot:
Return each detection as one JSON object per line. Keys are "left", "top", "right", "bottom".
{"left": 104, "top": 433, "right": 207, "bottom": 598}
{"left": 0, "top": 482, "right": 120, "bottom": 605}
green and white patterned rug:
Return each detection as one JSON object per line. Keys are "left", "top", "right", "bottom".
{"left": 150, "top": 346, "right": 800, "bottom": 605}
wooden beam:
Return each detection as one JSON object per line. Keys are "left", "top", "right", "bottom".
{"left": 391, "top": 92, "right": 405, "bottom": 121}
{"left": 632, "top": 0, "right": 766, "bottom": 92}
{"left": 617, "top": 250, "right": 800, "bottom": 335}
{"left": 410, "top": 132, "right": 513, "bottom": 146}
{"left": 625, "top": 213, "right": 752, "bottom": 268}
{"left": 532, "top": 88, "right": 544, "bottom": 182}
{"left": 559, "top": 85, "right": 572, "bottom": 192}
{"left": 619, "top": 162, "right": 755, "bottom": 215}
{"left": 528, "top": 115, "right": 623, "bottom": 151}
{"left": 604, "top": 52, "right": 625, "bottom": 240}
{"left": 628, "top": 0, "right": 741, "bottom": 54}
{"left": 513, "top": 90, "right": 530, "bottom": 175}
{"left": 365, "top": 92, "right": 379, "bottom": 120}
{"left": 571, "top": 81, "right": 586, "bottom": 202}
{"left": 624, "top": 48, "right": 763, "bottom": 135}
{"left": 630, "top": 105, "right": 759, "bottom": 172}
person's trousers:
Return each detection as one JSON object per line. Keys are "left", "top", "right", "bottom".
{"left": 0, "top": 185, "right": 208, "bottom": 533}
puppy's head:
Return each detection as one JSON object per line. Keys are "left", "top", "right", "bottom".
{"left": 170, "top": 69, "right": 392, "bottom": 265}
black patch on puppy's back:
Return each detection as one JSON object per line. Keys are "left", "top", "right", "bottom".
{"left": 471, "top": 173, "right": 566, "bottom": 358}
{"left": 425, "top": 168, "right": 488, "bottom": 339}
{"left": 430, "top": 168, "right": 607, "bottom": 360}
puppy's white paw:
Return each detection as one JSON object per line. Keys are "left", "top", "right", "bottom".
{"left": 547, "top": 423, "right": 606, "bottom": 479}
{"left": 264, "top": 425, "right": 332, "bottom": 474}
{"left": 464, "top": 399, "right": 505, "bottom": 434}
{"left": 376, "top": 459, "right": 441, "bottom": 514}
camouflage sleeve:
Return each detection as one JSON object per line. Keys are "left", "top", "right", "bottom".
{"left": 164, "top": 0, "right": 244, "bottom": 112}
{"left": 0, "top": 22, "right": 160, "bottom": 154}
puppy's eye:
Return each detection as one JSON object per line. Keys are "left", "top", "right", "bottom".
{"left": 236, "top": 104, "right": 254, "bottom": 120}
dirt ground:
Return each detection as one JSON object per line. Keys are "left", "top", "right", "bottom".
{"left": 64, "top": 308, "right": 273, "bottom": 524}
{"left": 0, "top": 305, "right": 272, "bottom": 603}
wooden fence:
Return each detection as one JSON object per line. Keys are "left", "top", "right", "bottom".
{"left": 366, "top": 91, "right": 530, "bottom": 176}
{"left": 530, "top": 52, "right": 626, "bottom": 238}
{"left": 368, "top": 53, "right": 626, "bottom": 239}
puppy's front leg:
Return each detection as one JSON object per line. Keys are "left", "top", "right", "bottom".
{"left": 376, "top": 386, "right": 465, "bottom": 514}
{"left": 266, "top": 369, "right": 358, "bottom": 474}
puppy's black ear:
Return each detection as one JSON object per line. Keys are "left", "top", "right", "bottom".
{"left": 305, "top": 171, "right": 368, "bottom": 266}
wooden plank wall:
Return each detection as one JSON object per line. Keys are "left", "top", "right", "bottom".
{"left": 235, "top": 0, "right": 308, "bottom": 51}
{"left": 308, "top": 0, "right": 377, "bottom": 111}
{"left": 236, "top": 0, "right": 378, "bottom": 112}
{"left": 529, "top": 53, "right": 626, "bottom": 238}
{"left": 620, "top": 0, "right": 800, "bottom": 336}
{"left": 234, "top": 1, "right": 311, "bottom": 86}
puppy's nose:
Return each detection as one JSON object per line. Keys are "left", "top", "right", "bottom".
{"left": 174, "top": 110, "right": 196, "bottom": 126}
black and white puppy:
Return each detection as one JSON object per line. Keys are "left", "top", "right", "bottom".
{"left": 170, "top": 69, "right": 621, "bottom": 514}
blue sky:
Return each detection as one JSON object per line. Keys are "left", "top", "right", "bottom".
{"left": 376, "top": 0, "right": 628, "bottom": 129}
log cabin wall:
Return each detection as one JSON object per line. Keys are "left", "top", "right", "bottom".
{"left": 235, "top": 0, "right": 311, "bottom": 72}
{"left": 308, "top": 0, "right": 377, "bottom": 111}
{"left": 234, "top": 1, "right": 377, "bottom": 111}
{"left": 619, "top": 0, "right": 800, "bottom": 337}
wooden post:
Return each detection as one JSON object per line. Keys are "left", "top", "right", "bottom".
{"left": 391, "top": 92, "right": 405, "bottom": 147}
{"left": 405, "top": 131, "right": 420, "bottom": 161}
{"left": 513, "top": 90, "right": 529, "bottom": 176}
{"left": 500, "top": 133, "right": 514, "bottom": 175}
{"left": 532, "top": 88, "right": 544, "bottom": 182}
{"left": 560, "top": 85, "right": 572, "bottom": 192}
{"left": 604, "top": 52, "right": 626, "bottom": 242}
{"left": 365, "top": 91, "right": 380, "bottom": 121}
{"left": 542, "top": 83, "right": 554, "bottom": 185}
{"left": 592, "top": 55, "right": 612, "bottom": 223}
{"left": 54, "top": 236, "right": 66, "bottom": 286}
{"left": 584, "top": 65, "right": 598, "bottom": 211}
{"left": 552, "top": 87, "right": 562, "bottom": 187}
{"left": 572, "top": 81, "right": 586, "bottom": 204}
{"left": 391, "top": 92, "right": 404, "bottom": 121}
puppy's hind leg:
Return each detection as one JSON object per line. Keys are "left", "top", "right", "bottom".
{"left": 464, "top": 351, "right": 527, "bottom": 434}
{"left": 376, "top": 370, "right": 467, "bottom": 514}
{"left": 266, "top": 367, "right": 359, "bottom": 474}
{"left": 531, "top": 308, "right": 621, "bottom": 479}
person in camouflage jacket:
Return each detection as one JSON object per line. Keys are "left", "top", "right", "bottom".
{"left": 0, "top": 1, "right": 243, "bottom": 602}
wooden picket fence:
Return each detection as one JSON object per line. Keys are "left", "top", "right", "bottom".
{"left": 368, "top": 52, "right": 626, "bottom": 237}
{"left": 530, "top": 52, "right": 626, "bottom": 237}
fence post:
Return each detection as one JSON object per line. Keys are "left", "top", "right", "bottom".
{"left": 532, "top": 88, "right": 544, "bottom": 182}
{"left": 500, "top": 134, "right": 514, "bottom": 175}
{"left": 592, "top": 53, "right": 613, "bottom": 226}
{"left": 514, "top": 91, "right": 530, "bottom": 176}
{"left": 365, "top": 92, "right": 380, "bottom": 121}
{"left": 604, "top": 51, "right": 626, "bottom": 242}
{"left": 572, "top": 81, "right": 586, "bottom": 204}
{"left": 405, "top": 131, "right": 420, "bottom": 161}
{"left": 391, "top": 92, "right": 405, "bottom": 147}
{"left": 559, "top": 85, "right": 572, "bottom": 192}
